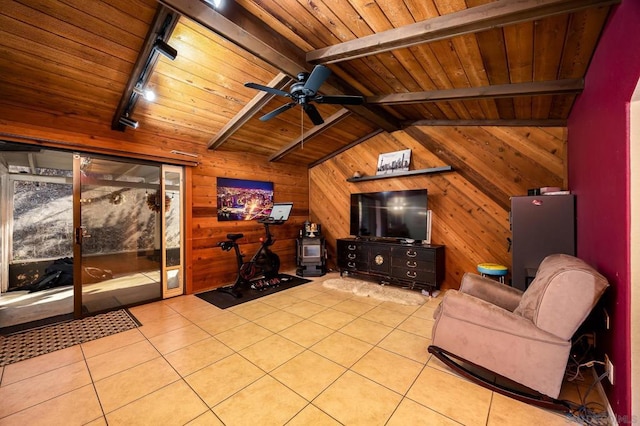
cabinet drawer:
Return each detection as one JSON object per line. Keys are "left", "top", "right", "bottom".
{"left": 341, "top": 260, "right": 368, "bottom": 270}
{"left": 338, "top": 241, "right": 364, "bottom": 254}
{"left": 338, "top": 253, "right": 367, "bottom": 267}
{"left": 390, "top": 257, "right": 434, "bottom": 271}
{"left": 391, "top": 246, "right": 435, "bottom": 262}
{"left": 391, "top": 267, "right": 436, "bottom": 284}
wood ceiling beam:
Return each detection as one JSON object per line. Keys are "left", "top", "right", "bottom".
{"left": 112, "top": 4, "right": 179, "bottom": 131}
{"left": 405, "top": 119, "right": 566, "bottom": 127}
{"left": 269, "top": 109, "right": 352, "bottom": 162}
{"left": 307, "top": 0, "right": 620, "bottom": 64}
{"left": 159, "top": 0, "right": 400, "bottom": 133}
{"left": 207, "top": 73, "right": 292, "bottom": 150}
{"left": 159, "top": 0, "right": 307, "bottom": 77}
{"left": 367, "top": 79, "right": 583, "bottom": 105}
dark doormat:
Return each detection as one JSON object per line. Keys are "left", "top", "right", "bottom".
{"left": 196, "top": 274, "right": 311, "bottom": 309}
{"left": 0, "top": 309, "right": 140, "bottom": 367}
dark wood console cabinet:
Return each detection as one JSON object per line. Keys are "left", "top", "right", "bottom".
{"left": 337, "top": 238, "right": 444, "bottom": 291}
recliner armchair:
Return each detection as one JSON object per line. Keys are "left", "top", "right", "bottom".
{"left": 428, "top": 254, "right": 609, "bottom": 410}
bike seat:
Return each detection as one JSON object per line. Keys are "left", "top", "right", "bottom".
{"left": 227, "top": 233, "right": 244, "bottom": 241}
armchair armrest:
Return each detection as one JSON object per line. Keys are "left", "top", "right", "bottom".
{"left": 434, "top": 290, "right": 563, "bottom": 343}
{"left": 459, "top": 272, "right": 523, "bottom": 312}
{"left": 431, "top": 290, "right": 571, "bottom": 398}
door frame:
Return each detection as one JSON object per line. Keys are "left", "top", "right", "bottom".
{"left": 161, "top": 165, "right": 184, "bottom": 298}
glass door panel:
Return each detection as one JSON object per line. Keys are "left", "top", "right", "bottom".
{"left": 75, "top": 155, "right": 162, "bottom": 315}
{"left": 162, "top": 166, "right": 183, "bottom": 298}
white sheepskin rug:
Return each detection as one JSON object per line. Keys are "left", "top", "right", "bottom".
{"left": 322, "top": 278, "right": 427, "bottom": 305}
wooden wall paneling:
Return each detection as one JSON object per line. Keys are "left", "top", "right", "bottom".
{"left": 405, "top": 126, "right": 512, "bottom": 210}
{"left": 415, "top": 125, "right": 557, "bottom": 199}
{"left": 190, "top": 150, "right": 309, "bottom": 293}
{"left": 309, "top": 125, "right": 567, "bottom": 290}
{"left": 376, "top": 131, "right": 511, "bottom": 282}
{"left": 456, "top": 127, "right": 556, "bottom": 192}
{"left": 488, "top": 126, "right": 565, "bottom": 181}
{"left": 426, "top": 175, "right": 510, "bottom": 266}
{"left": 0, "top": 108, "right": 308, "bottom": 294}
{"left": 0, "top": 112, "right": 201, "bottom": 165}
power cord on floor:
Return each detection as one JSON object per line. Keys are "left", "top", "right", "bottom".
{"left": 562, "top": 335, "right": 610, "bottom": 425}
{"left": 566, "top": 371, "right": 609, "bottom": 426}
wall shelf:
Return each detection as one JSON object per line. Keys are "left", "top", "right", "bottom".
{"left": 346, "top": 165, "right": 453, "bottom": 182}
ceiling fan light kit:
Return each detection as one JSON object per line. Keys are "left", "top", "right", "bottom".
{"left": 245, "top": 64, "right": 364, "bottom": 125}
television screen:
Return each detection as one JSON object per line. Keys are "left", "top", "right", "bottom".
{"left": 350, "top": 189, "right": 428, "bottom": 241}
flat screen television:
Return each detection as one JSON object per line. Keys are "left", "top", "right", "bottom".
{"left": 350, "top": 189, "right": 428, "bottom": 241}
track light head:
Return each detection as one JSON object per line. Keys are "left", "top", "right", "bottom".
{"left": 154, "top": 39, "right": 177, "bottom": 61}
{"left": 119, "top": 116, "right": 139, "bottom": 129}
{"left": 133, "top": 87, "right": 156, "bottom": 102}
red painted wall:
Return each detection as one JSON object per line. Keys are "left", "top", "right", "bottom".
{"left": 568, "top": 1, "right": 640, "bottom": 420}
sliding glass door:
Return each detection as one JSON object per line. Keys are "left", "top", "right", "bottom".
{"left": 162, "top": 166, "right": 184, "bottom": 298}
{"left": 74, "top": 155, "right": 163, "bottom": 315}
{"left": 1, "top": 144, "right": 185, "bottom": 328}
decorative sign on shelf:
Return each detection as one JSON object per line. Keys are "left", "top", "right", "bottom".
{"left": 376, "top": 149, "right": 411, "bottom": 176}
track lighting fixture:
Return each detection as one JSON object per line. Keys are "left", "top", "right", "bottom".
{"left": 133, "top": 87, "right": 156, "bottom": 102}
{"left": 119, "top": 116, "right": 139, "bottom": 129}
{"left": 153, "top": 39, "right": 177, "bottom": 61}
{"left": 112, "top": 7, "right": 178, "bottom": 131}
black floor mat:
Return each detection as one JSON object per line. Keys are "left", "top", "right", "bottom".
{"left": 0, "top": 309, "right": 140, "bottom": 366}
{"left": 195, "top": 274, "right": 311, "bottom": 309}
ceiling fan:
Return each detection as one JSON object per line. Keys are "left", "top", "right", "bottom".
{"left": 245, "top": 65, "right": 364, "bottom": 125}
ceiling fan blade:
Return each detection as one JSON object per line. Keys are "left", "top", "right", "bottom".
{"left": 245, "top": 82, "right": 290, "bottom": 98}
{"left": 303, "top": 104, "right": 324, "bottom": 125}
{"left": 259, "top": 102, "right": 296, "bottom": 121}
{"left": 303, "top": 65, "right": 331, "bottom": 94}
{"left": 314, "top": 95, "right": 365, "bottom": 105}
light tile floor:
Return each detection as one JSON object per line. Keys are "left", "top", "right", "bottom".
{"left": 0, "top": 272, "right": 600, "bottom": 425}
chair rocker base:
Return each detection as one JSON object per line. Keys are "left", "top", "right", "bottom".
{"left": 427, "top": 345, "right": 573, "bottom": 413}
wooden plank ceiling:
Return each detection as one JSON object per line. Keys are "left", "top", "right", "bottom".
{"left": 0, "top": 0, "right": 615, "bottom": 166}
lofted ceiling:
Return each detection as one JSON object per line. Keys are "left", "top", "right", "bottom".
{"left": 0, "top": 0, "right": 617, "bottom": 167}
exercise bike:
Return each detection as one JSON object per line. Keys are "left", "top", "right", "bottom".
{"left": 216, "top": 203, "right": 293, "bottom": 298}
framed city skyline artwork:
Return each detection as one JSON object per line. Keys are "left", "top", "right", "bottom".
{"left": 216, "top": 177, "right": 274, "bottom": 221}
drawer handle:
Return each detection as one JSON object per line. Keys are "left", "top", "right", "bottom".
{"left": 348, "top": 262, "right": 356, "bottom": 268}
{"left": 348, "top": 245, "right": 356, "bottom": 250}
{"left": 347, "top": 253, "right": 356, "bottom": 260}
{"left": 406, "top": 271, "right": 417, "bottom": 279}
{"left": 406, "top": 261, "right": 417, "bottom": 268}
{"left": 406, "top": 250, "right": 417, "bottom": 258}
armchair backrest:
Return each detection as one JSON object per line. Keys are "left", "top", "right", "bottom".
{"left": 513, "top": 254, "right": 609, "bottom": 340}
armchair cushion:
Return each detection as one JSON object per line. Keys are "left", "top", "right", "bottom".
{"left": 431, "top": 254, "right": 608, "bottom": 399}
{"left": 432, "top": 290, "right": 571, "bottom": 398}
{"left": 459, "top": 272, "right": 523, "bottom": 312}
{"left": 513, "top": 254, "right": 609, "bottom": 340}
